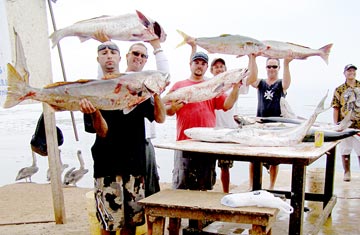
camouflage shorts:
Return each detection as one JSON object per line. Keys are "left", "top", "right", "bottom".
{"left": 94, "top": 175, "right": 145, "bottom": 232}
{"left": 217, "top": 159, "right": 234, "bottom": 168}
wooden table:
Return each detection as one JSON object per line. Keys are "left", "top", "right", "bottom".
{"left": 155, "top": 140, "right": 339, "bottom": 235}
{"left": 140, "top": 189, "right": 278, "bottom": 235}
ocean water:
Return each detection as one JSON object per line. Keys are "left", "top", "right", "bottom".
{"left": 0, "top": 93, "right": 358, "bottom": 189}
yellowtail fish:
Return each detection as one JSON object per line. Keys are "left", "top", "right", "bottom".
{"left": 50, "top": 10, "right": 167, "bottom": 48}
{"left": 176, "top": 30, "right": 268, "bottom": 56}
{"left": 261, "top": 40, "right": 333, "bottom": 64}
{"left": 162, "top": 68, "right": 249, "bottom": 104}
{"left": 3, "top": 63, "right": 170, "bottom": 112}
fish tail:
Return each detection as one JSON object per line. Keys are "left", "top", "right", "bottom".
{"left": 318, "top": 43, "right": 333, "bottom": 65}
{"left": 49, "top": 29, "right": 65, "bottom": 48}
{"left": 2, "top": 63, "right": 30, "bottom": 108}
{"left": 176, "top": 29, "right": 189, "bottom": 48}
{"left": 314, "top": 90, "right": 330, "bottom": 115}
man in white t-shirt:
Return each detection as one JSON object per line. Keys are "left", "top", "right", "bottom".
{"left": 210, "top": 57, "right": 255, "bottom": 192}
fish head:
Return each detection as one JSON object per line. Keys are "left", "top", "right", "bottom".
{"left": 135, "top": 10, "right": 167, "bottom": 42}
{"left": 153, "top": 21, "right": 167, "bottom": 42}
{"left": 143, "top": 71, "right": 170, "bottom": 94}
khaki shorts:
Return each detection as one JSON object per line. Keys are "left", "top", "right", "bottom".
{"left": 339, "top": 136, "right": 360, "bottom": 155}
{"left": 94, "top": 175, "right": 145, "bottom": 232}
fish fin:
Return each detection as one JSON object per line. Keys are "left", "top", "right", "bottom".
{"left": 103, "top": 73, "right": 124, "bottom": 80}
{"left": 13, "top": 28, "right": 30, "bottom": 81}
{"left": 3, "top": 63, "right": 29, "bottom": 108}
{"left": 212, "top": 82, "right": 225, "bottom": 93}
{"left": 135, "top": 10, "right": 151, "bottom": 28}
{"left": 314, "top": 90, "right": 330, "bottom": 115}
{"left": 49, "top": 105, "right": 67, "bottom": 112}
{"left": 318, "top": 43, "right": 333, "bottom": 65}
{"left": 49, "top": 28, "right": 65, "bottom": 48}
{"left": 123, "top": 106, "right": 136, "bottom": 115}
{"left": 43, "top": 79, "right": 97, "bottom": 88}
{"left": 175, "top": 29, "right": 189, "bottom": 48}
{"left": 78, "top": 36, "right": 91, "bottom": 43}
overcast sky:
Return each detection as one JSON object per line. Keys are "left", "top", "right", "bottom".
{"left": 2, "top": 0, "right": 358, "bottom": 120}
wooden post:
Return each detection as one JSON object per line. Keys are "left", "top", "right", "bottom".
{"left": 4, "top": 0, "right": 66, "bottom": 223}
{"left": 43, "top": 104, "right": 66, "bottom": 224}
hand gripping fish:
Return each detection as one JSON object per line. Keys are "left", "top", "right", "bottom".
{"left": 49, "top": 10, "right": 167, "bottom": 48}
{"left": 3, "top": 63, "right": 170, "bottom": 112}
{"left": 221, "top": 190, "right": 293, "bottom": 215}
{"left": 162, "top": 68, "right": 249, "bottom": 104}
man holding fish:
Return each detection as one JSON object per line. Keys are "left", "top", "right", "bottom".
{"left": 79, "top": 39, "right": 167, "bottom": 235}
{"left": 164, "top": 51, "right": 247, "bottom": 233}
{"left": 248, "top": 54, "right": 294, "bottom": 190}
{"left": 124, "top": 40, "right": 169, "bottom": 235}
{"left": 185, "top": 37, "right": 255, "bottom": 193}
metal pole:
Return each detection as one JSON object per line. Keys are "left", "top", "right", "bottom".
{"left": 47, "top": 0, "right": 79, "bottom": 141}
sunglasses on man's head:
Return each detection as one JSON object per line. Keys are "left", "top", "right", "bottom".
{"left": 130, "top": 51, "right": 148, "bottom": 59}
{"left": 97, "top": 44, "right": 119, "bottom": 52}
{"left": 266, "top": 65, "right": 278, "bottom": 69}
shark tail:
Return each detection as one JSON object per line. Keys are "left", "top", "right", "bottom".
{"left": 319, "top": 43, "right": 333, "bottom": 65}
{"left": 2, "top": 63, "right": 31, "bottom": 108}
{"left": 314, "top": 90, "right": 330, "bottom": 116}
{"left": 176, "top": 29, "right": 190, "bottom": 48}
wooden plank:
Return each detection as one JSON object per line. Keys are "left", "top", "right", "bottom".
{"left": 43, "top": 105, "right": 66, "bottom": 224}
{"left": 140, "top": 189, "right": 278, "bottom": 217}
{"left": 155, "top": 140, "right": 339, "bottom": 164}
{"left": 4, "top": 0, "right": 66, "bottom": 224}
{"left": 305, "top": 196, "right": 337, "bottom": 235}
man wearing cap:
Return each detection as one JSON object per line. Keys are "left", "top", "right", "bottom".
{"left": 332, "top": 64, "right": 360, "bottom": 182}
{"left": 165, "top": 51, "right": 243, "bottom": 233}
{"left": 79, "top": 40, "right": 166, "bottom": 235}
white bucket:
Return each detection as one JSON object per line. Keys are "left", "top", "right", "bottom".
{"left": 307, "top": 168, "right": 325, "bottom": 194}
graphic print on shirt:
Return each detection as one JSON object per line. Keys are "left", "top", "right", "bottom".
{"left": 343, "top": 87, "right": 360, "bottom": 120}
{"left": 264, "top": 90, "right": 274, "bottom": 100}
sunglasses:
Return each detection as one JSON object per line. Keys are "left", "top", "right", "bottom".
{"left": 130, "top": 51, "right": 148, "bottom": 59}
{"left": 97, "top": 44, "right": 119, "bottom": 52}
{"left": 266, "top": 65, "right": 279, "bottom": 69}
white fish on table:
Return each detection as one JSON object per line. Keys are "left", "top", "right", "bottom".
{"left": 49, "top": 10, "right": 167, "bottom": 47}
{"left": 184, "top": 92, "right": 329, "bottom": 146}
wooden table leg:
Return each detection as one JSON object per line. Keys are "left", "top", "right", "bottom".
{"left": 253, "top": 161, "right": 263, "bottom": 191}
{"left": 152, "top": 216, "right": 166, "bottom": 235}
{"left": 324, "top": 146, "right": 336, "bottom": 209}
{"left": 289, "top": 163, "right": 306, "bottom": 235}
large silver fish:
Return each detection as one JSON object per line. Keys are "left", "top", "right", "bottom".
{"left": 162, "top": 68, "right": 249, "bottom": 104}
{"left": 184, "top": 92, "right": 329, "bottom": 147}
{"left": 261, "top": 40, "right": 333, "bottom": 64}
{"left": 176, "top": 30, "right": 268, "bottom": 56}
{"left": 50, "top": 10, "right": 167, "bottom": 48}
{"left": 3, "top": 63, "right": 170, "bottom": 112}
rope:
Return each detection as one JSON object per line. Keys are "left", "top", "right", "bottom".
{"left": 47, "top": 0, "right": 79, "bottom": 141}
